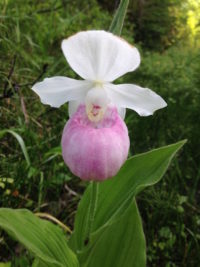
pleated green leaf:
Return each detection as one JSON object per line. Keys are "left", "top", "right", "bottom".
{"left": 32, "top": 258, "right": 53, "bottom": 267}
{"left": 79, "top": 199, "right": 145, "bottom": 267}
{"left": 0, "top": 209, "right": 79, "bottom": 267}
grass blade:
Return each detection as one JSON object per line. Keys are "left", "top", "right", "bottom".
{"left": 0, "top": 129, "right": 30, "bottom": 167}
{"left": 109, "top": 0, "right": 129, "bottom": 35}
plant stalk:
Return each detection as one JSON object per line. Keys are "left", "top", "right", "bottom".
{"left": 84, "top": 181, "right": 99, "bottom": 244}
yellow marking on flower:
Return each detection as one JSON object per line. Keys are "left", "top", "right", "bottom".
{"left": 93, "top": 80, "right": 104, "bottom": 88}
{"left": 86, "top": 87, "right": 109, "bottom": 122}
{"left": 86, "top": 103, "right": 106, "bottom": 122}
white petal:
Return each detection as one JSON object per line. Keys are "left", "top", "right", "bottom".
{"left": 32, "top": 77, "right": 92, "bottom": 108}
{"left": 68, "top": 100, "right": 83, "bottom": 117}
{"left": 105, "top": 83, "right": 167, "bottom": 116}
{"left": 61, "top": 30, "right": 140, "bottom": 82}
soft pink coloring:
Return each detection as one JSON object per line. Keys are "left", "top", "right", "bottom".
{"left": 61, "top": 105, "right": 130, "bottom": 181}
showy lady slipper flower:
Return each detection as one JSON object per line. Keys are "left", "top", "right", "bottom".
{"left": 61, "top": 105, "right": 129, "bottom": 180}
{"left": 32, "top": 30, "right": 167, "bottom": 181}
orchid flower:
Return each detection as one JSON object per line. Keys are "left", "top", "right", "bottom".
{"left": 61, "top": 105, "right": 130, "bottom": 180}
{"left": 32, "top": 30, "right": 167, "bottom": 181}
{"left": 32, "top": 30, "right": 167, "bottom": 121}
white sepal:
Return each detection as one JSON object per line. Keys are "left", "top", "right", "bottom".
{"left": 62, "top": 31, "right": 140, "bottom": 82}
{"left": 32, "top": 77, "right": 92, "bottom": 108}
{"left": 105, "top": 83, "right": 167, "bottom": 116}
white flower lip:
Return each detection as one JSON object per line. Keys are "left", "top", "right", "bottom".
{"left": 31, "top": 30, "right": 167, "bottom": 119}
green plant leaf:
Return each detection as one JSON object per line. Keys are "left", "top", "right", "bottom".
{"left": 69, "top": 140, "right": 186, "bottom": 252}
{"left": 0, "top": 209, "right": 79, "bottom": 267}
{"left": 32, "top": 258, "right": 51, "bottom": 267}
{"left": 109, "top": 0, "right": 129, "bottom": 35}
{"left": 0, "top": 129, "right": 30, "bottom": 167}
{"left": 79, "top": 199, "right": 146, "bottom": 267}
{"left": 43, "top": 146, "right": 62, "bottom": 164}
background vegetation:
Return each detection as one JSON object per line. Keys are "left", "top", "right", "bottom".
{"left": 0, "top": 0, "right": 200, "bottom": 266}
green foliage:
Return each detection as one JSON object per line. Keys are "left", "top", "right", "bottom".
{"left": 125, "top": 46, "right": 200, "bottom": 169}
{"left": 0, "top": 209, "right": 78, "bottom": 267}
{"left": 0, "top": 263, "right": 11, "bottom": 267}
{"left": 130, "top": 0, "right": 178, "bottom": 49}
{"left": 129, "top": 0, "right": 200, "bottom": 49}
{"left": 0, "top": 0, "right": 199, "bottom": 266}
{"left": 0, "top": 0, "right": 111, "bottom": 209}
{"left": 0, "top": 141, "right": 185, "bottom": 266}
{"left": 78, "top": 200, "right": 145, "bottom": 267}
{"left": 122, "top": 46, "right": 200, "bottom": 266}
{"left": 0, "top": 130, "right": 30, "bottom": 167}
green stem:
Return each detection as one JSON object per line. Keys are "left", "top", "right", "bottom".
{"left": 84, "top": 181, "right": 99, "bottom": 244}
{"left": 37, "top": 171, "right": 44, "bottom": 212}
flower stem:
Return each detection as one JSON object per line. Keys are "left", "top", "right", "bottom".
{"left": 84, "top": 181, "right": 99, "bottom": 245}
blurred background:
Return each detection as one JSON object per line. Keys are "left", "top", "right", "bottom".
{"left": 0, "top": 0, "right": 200, "bottom": 266}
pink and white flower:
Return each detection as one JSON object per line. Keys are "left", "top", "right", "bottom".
{"left": 61, "top": 105, "right": 129, "bottom": 181}
{"left": 32, "top": 30, "right": 167, "bottom": 180}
